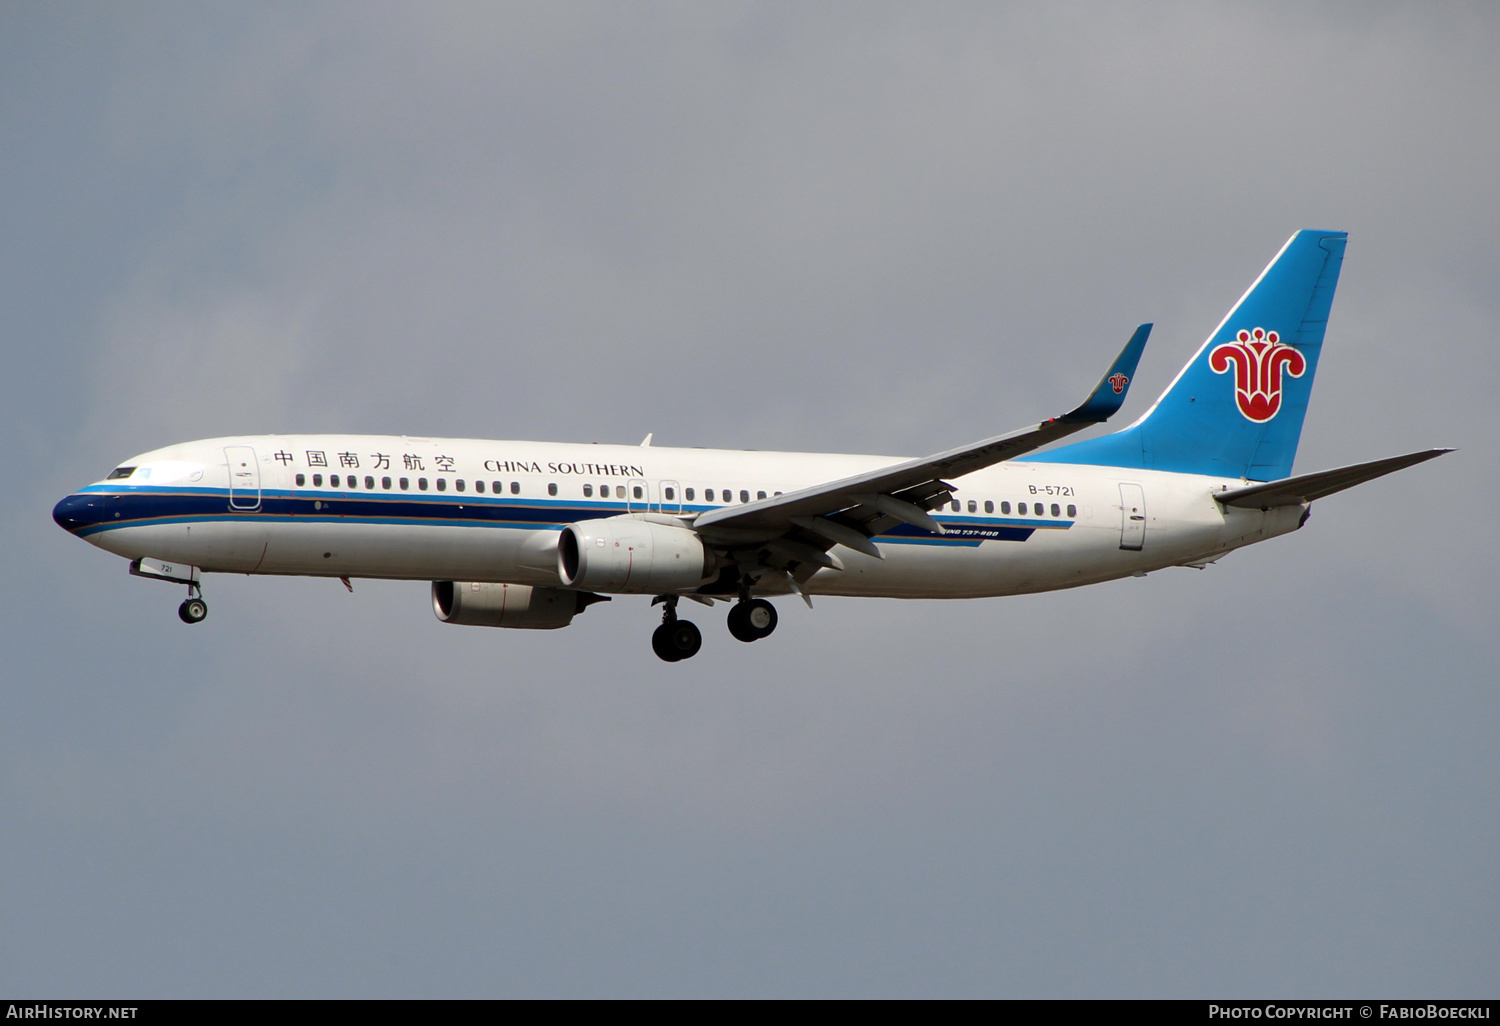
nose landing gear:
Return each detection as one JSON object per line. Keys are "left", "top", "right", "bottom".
{"left": 178, "top": 585, "right": 208, "bottom": 624}
{"left": 727, "top": 598, "right": 777, "bottom": 642}
{"left": 650, "top": 596, "right": 702, "bottom": 662}
{"left": 129, "top": 558, "right": 208, "bottom": 624}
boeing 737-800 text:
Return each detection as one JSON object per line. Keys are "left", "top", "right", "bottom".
{"left": 53, "top": 230, "right": 1449, "bottom": 660}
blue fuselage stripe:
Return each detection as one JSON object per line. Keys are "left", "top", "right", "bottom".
{"left": 60, "top": 487, "right": 1071, "bottom": 544}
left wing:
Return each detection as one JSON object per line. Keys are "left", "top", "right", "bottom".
{"left": 691, "top": 324, "right": 1151, "bottom": 583}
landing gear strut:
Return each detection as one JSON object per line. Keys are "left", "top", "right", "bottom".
{"left": 727, "top": 598, "right": 777, "bottom": 642}
{"left": 651, "top": 596, "right": 702, "bottom": 662}
{"left": 178, "top": 583, "right": 208, "bottom": 624}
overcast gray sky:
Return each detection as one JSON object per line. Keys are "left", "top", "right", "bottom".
{"left": 3, "top": 2, "right": 1497, "bottom": 997}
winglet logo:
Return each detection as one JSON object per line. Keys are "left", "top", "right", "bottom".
{"left": 1209, "top": 328, "right": 1305, "bottom": 423}
{"left": 1108, "top": 372, "right": 1129, "bottom": 394}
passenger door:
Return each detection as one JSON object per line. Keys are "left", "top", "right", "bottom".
{"left": 225, "top": 446, "right": 261, "bottom": 510}
{"left": 1118, "top": 482, "right": 1145, "bottom": 551}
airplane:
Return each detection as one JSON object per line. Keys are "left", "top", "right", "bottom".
{"left": 53, "top": 230, "right": 1450, "bottom": 661}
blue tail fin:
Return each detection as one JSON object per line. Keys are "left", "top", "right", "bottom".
{"left": 1025, "top": 230, "right": 1347, "bottom": 481}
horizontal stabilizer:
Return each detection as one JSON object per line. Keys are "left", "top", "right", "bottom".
{"left": 1214, "top": 449, "right": 1452, "bottom": 509}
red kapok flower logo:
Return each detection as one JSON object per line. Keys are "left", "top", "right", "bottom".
{"left": 1208, "top": 328, "right": 1305, "bottom": 423}
{"left": 1108, "top": 372, "right": 1129, "bottom": 394}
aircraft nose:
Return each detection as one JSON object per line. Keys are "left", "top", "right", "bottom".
{"left": 53, "top": 493, "right": 108, "bottom": 533}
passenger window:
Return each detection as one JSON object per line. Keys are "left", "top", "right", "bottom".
{"left": 418, "top": 478, "right": 428, "bottom": 491}
{"left": 705, "top": 489, "right": 714, "bottom": 501}
{"left": 633, "top": 485, "right": 643, "bottom": 500}
{"left": 493, "top": 481, "right": 503, "bottom": 493}
{"left": 740, "top": 490, "right": 749, "bottom": 503}
{"left": 1018, "top": 502, "right": 1026, "bottom": 515}
{"left": 455, "top": 479, "right": 465, "bottom": 492}
{"left": 313, "top": 474, "right": 323, "bottom": 487}
{"left": 950, "top": 500, "right": 960, "bottom": 512}
{"left": 437, "top": 478, "right": 447, "bottom": 492}
{"left": 665, "top": 487, "right": 675, "bottom": 501}
{"left": 984, "top": 500, "right": 994, "bottom": 513}
{"left": 757, "top": 490, "right": 767, "bottom": 500}
{"left": 382, "top": 476, "right": 392, "bottom": 490}
{"left": 511, "top": 482, "right": 520, "bottom": 495}
{"left": 400, "top": 478, "right": 409, "bottom": 490}
{"left": 967, "top": 500, "right": 977, "bottom": 513}
{"left": 1001, "top": 501, "right": 1010, "bottom": 514}
{"left": 548, "top": 483, "right": 558, "bottom": 496}
{"left": 475, "top": 480, "right": 485, "bottom": 493}
{"left": 1051, "top": 503, "right": 1060, "bottom": 517}
{"left": 364, "top": 476, "right": 375, "bottom": 489}
{"left": 330, "top": 474, "right": 340, "bottom": 488}
{"left": 685, "top": 487, "right": 695, "bottom": 501}
{"left": 583, "top": 483, "right": 593, "bottom": 498}
{"left": 296, "top": 473, "right": 306, "bottom": 486}
{"left": 1066, "top": 504, "right": 1077, "bottom": 517}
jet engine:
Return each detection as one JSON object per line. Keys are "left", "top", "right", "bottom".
{"left": 431, "top": 581, "right": 604, "bottom": 630}
{"left": 557, "top": 515, "right": 716, "bottom": 594}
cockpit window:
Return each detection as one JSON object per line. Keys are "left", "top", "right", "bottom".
{"left": 107, "top": 467, "right": 136, "bottom": 479}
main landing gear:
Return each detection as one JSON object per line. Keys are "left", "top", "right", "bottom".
{"left": 649, "top": 587, "right": 780, "bottom": 660}
{"left": 727, "top": 598, "right": 777, "bottom": 643}
{"left": 651, "top": 596, "right": 702, "bottom": 662}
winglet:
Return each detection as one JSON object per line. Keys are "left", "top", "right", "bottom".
{"left": 1059, "top": 323, "right": 1152, "bottom": 424}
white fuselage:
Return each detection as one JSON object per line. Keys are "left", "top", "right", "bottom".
{"left": 61, "top": 435, "right": 1304, "bottom": 599}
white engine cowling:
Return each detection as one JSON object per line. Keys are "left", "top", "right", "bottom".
{"left": 557, "top": 515, "right": 716, "bottom": 594}
{"left": 432, "top": 581, "right": 591, "bottom": 630}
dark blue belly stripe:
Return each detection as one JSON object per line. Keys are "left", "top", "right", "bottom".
{"left": 59, "top": 487, "right": 1065, "bottom": 545}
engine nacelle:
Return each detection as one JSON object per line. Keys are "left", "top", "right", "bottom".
{"left": 557, "top": 515, "right": 716, "bottom": 594}
{"left": 432, "top": 581, "right": 598, "bottom": 630}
